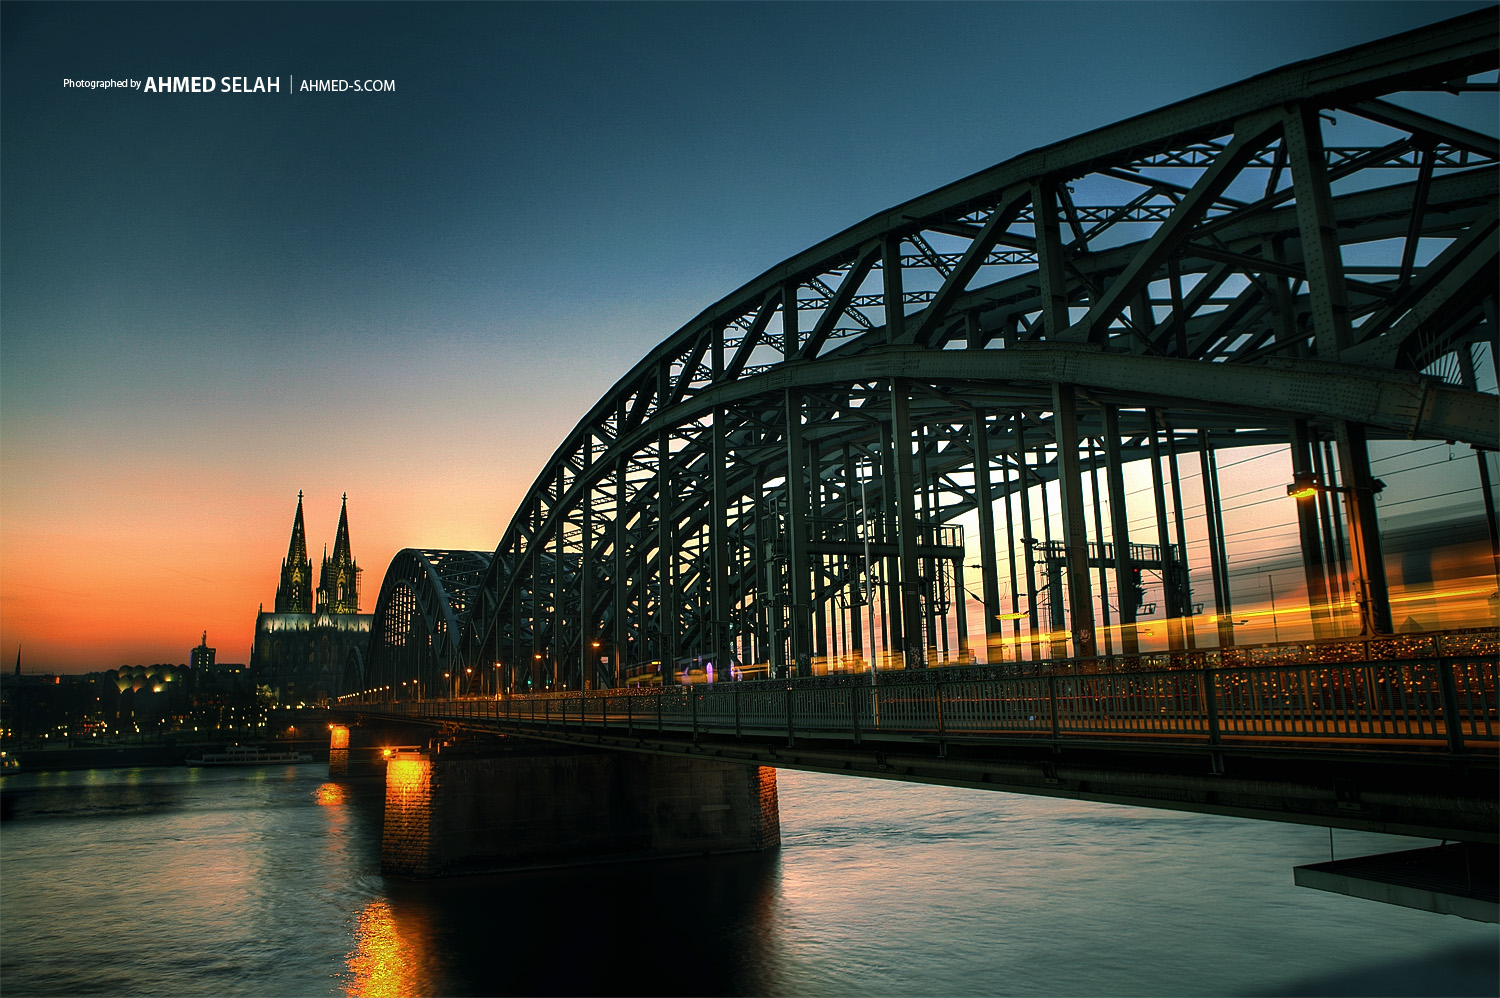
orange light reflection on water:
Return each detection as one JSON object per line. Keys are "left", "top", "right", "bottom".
{"left": 345, "top": 900, "right": 425, "bottom": 998}
{"left": 315, "top": 783, "right": 346, "bottom": 806}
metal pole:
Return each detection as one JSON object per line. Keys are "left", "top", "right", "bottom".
{"left": 1289, "top": 419, "right": 1332, "bottom": 638}
{"left": 1088, "top": 434, "right": 1113, "bottom": 656}
{"left": 1198, "top": 429, "right": 1234, "bottom": 648}
{"left": 891, "top": 378, "right": 925, "bottom": 669}
{"left": 786, "top": 388, "right": 811, "bottom": 676}
{"left": 1052, "top": 383, "right": 1096, "bottom": 658}
{"left": 1003, "top": 456, "right": 1022, "bottom": 664}
{"left": 1016, "top": 412, "right": 1042, "bottom": 662}
{"left": 1102, "top": 406, "right": 1138, "bottom": 654}
{"left": 972, "top": 409, "right": 1002, "bottom": 665}
{"left": 1164, "top": 420, "right": 1196, "bottom": 649}
{"left": 860, "top": 467, "right": 878, "bottom": 681}
{"left": 1335, "top": 420, "right": 1393, "bottom": 635}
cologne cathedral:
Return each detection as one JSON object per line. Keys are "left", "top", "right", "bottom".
{"left": 252, "top": 492, "right": 372, "bottom": 704}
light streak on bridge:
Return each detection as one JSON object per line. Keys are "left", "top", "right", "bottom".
{"left": 344, "top": 8, "right": 1498, "bottom": 835}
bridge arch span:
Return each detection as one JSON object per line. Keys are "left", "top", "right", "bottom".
{"left": 364, "top": 549, "right": 494, "bottom": 699}
{"left": 433, "top": 11, "right": 1497, "bottom": 697}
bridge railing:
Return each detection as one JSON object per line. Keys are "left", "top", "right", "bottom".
{"left": 846, "top": 627, "right": 1500, "bottom": 683}
{"left": 367, "top": 652, "right": 1496, "bottom": 754}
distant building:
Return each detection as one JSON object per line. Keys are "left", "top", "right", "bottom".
{"left": 190, "top": 632, "right": 215, "bottom": 671}
{"left": 252, "top": 493, "right": 372, "bottom": 705}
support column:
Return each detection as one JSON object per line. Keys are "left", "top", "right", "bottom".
{"left": 785, "top": 389, "right": 811, "bottom": 677}
{"left": 614, "top": 454, "right": 628, "bottom": 687}
{"left": 1102, "top": 406, "right": 1138, "bottom": 653}
{"left": 1289, "top": 419, "right": 1333, "bottom": 638}
{"left": 1002, "top": 457, "right": 1023, "bottom": 663}
{"left": 536, "top": 546, "right": 550, "bottom": 688}
{"left": 810, "top": 440, "right": 828, "bottom": 669}
{"left": 658, "top": 428, "right": 677, "bottom": 684}
{"left": 1198, "top": 430, "right": 1235, "bottom": 648}
{"left": 972, "top": 410, "right": 1002, "bottom": 664}
{"left": 880, "top": 419, "right": 903, "bottom": 661}
{"left": 1146, "top": 410, "right": 1184, "bottom": 650}
{"left": 890, "top": 378, "right": 926, "bottom": 668}
{"left": 1015, "top": 412, "right": 1042, "bottom": 662}
{"left": 954, "top": 557, "right": 970, "bottom": 664}
{"left": 553, "top": 469, "right": 566, "bottom": 690}
{"left": 1052, "top": 383, "right": 1096, "bottom": 658}
{"left": 918, "top": 425, "right": 938, "bottom": 665}
{"left": 1089, "top": 436, "right": 1113, "bottom": 656}
{"left": 1164, "top": 420, "right": 1197, "bottom": 648}
{"left": 754, "top": 474, "right": 772, "bottom": 676}
{"left": 1335, "top": 420, "right": 1393, "bottom": 635}
{"left": 1457, "top": 346, "right": 1500, "bottom": 581}
{"left": 579, "top": 450, "right": 595, "bottom": 691}
{"left": 712, "top": 406, "right": 731, "bottom": 674}
{"left": 844, "top": 445, "right": 865, "bottom": 663}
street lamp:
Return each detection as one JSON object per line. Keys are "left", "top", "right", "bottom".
{"left": 1286, "top": 472, "right": 1385, "bottom": 499}
{"left": 1286, "top": 471, "right": 1320, "bottom": 499}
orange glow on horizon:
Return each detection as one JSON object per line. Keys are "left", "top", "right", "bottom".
{"left": 0, "top": 482, "right": 517, "bottom": 673}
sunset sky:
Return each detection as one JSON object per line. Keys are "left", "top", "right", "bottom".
{"left": 2, "top": 1, "right": 1491, "bottom": 673}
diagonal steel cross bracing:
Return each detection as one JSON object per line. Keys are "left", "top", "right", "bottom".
{"left": 344, "top": 12, "right": 1500, "bottom": 699}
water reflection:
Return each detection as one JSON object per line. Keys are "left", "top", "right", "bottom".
{"left": 355, "top": 852, "right": 784, "bottom": 996}
{"left": 315, "top": 782, "right": 346, "bottom": 806}
{"left": 344, "top": 900, "right": 428, "bottom": 997}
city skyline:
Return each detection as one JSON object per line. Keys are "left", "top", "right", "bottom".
{"left": 3, "top": 0, "right": 1491, "bottom": 673}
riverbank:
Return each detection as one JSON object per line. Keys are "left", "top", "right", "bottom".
{"left": 7, "top": 739, "right": 332, "bottom": 772}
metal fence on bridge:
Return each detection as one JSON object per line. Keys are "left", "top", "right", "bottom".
{"left": 366, "top": 651, "right": 1497, "bottom": 754}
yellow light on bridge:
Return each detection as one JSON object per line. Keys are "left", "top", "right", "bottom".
{"left": 1287, "top": 472, "right": 1319, "bottom": 499}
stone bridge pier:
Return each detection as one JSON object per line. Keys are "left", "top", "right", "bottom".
{"left": 379, "top": 738, "right": 780, "bottom": 877}
{"left": 327, "top": 718, "right": 431, "bottom": 776}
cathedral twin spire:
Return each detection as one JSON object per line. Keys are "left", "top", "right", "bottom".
{"left": 273, "top": 492, "right": 359, "bottom": 615}
{"left": 318, "top": 494, "right": 360, "bottom": 614}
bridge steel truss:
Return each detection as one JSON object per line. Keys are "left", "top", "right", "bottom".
{"left": 430, "top": 12, "right": 1496, "bottom": 698}
{"left": 362, "top": 549, "right": 494, "bottom": 698}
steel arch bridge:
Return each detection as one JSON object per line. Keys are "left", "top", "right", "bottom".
{"left": 372, "top": 12, "right": 1498, "bottom": 701}
{"left": 361, "top": 549, "right": 494, "bottom": 697}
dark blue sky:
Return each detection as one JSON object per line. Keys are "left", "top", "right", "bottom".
{"left": 1, "top": 1, "right": 1492, "bottom": 669}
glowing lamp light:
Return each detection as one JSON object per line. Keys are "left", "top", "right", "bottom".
{"left": 1286, "top": 472, "right": 1320, "bottom": 499}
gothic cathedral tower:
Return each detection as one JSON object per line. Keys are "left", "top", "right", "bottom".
{"left": 317, "top": 494, "right": 360, "bottom": 614}
{"left": 274, "top": 491, "right": 314, "bottom": 613}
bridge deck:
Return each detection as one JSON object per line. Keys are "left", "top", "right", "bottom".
{"left": 344, "top": 653, "right": 1497, "bottom": 845}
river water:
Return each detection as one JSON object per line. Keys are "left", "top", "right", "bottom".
{"left": 0, "top": 763, "right": 1493, "bottom": 996}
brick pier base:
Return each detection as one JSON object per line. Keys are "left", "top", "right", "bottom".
{"left": 381, "top": 742, "right": 780, "bottom": 877}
